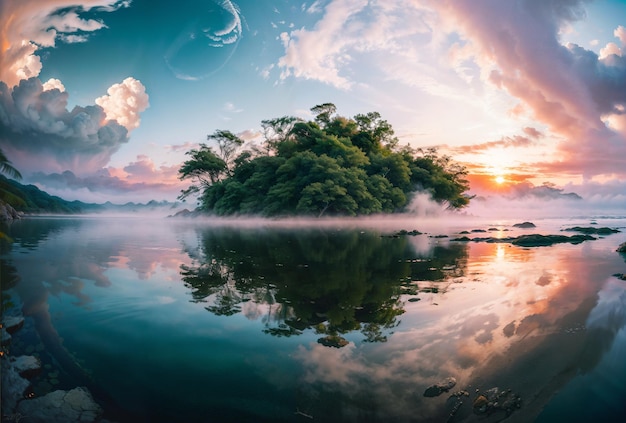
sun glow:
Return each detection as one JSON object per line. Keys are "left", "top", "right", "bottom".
{"left": 495, "top": 175, "right": 505, "bottom": 184}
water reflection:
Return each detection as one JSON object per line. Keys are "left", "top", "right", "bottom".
{"left": 2, "top": 217, "right": 625, "bottom": 422}
{"left": 180, "top": 227, "right": 469, "bottom": 344}
{"left": 286, "top": 239, "right": 626, "bottom": 422}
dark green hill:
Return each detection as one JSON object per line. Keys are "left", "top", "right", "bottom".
{"left": 0, "top": 174, "right": 104, "bottom": 214}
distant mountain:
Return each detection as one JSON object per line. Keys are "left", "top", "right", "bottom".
{"left": 0, "top": 175, "right": 180, "bottom": 215}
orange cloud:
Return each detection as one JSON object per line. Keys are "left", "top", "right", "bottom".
{"left": 431, "top": 0, "right": 626, "bottom": 179}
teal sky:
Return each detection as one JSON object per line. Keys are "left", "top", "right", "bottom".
{"left": 1, "top": 0, "right": 625, "bottom": 208}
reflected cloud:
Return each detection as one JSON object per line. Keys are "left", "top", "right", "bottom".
{"left": 290, "top": 238, "right": 626, "bottom": 421}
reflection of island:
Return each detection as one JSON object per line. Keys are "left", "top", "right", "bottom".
{"left": 180, "top": 227, "right": 469, "bottom": 343}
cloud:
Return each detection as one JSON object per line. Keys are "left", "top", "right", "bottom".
{"left": 277, "top": 0, "right": 369, "bottom": 89}
{"left": 615, "top": 25, "right": 626, "bottom": 46}
{"left": 599, "top": 42, "right": 622, "bottom": 60}
{"left": 0, "top": 1, "right": 149, "bottom": 178}
{"left": 42, "top": 78, "right": 66, "bottom": 92}
{"left": 95, "top": 77, "right": 150, "bottom": 131}
{"left": 429, "top": 0, "right": 626, "bottom": 179}
{"left": 451, "top": 134, "right": 538, "bottom": 154}
{"left": 522, "top": 126, "right": 543, "bottom": 138}
{"left": 236, "top": 129, "right": 262, "bottom": 142}
{"left": 0, "top": 77, "right": 130, "bottom": 174}
{"left": 165, "top": 142, "right": 201, "bottom": 153}
{"left": 222, "top": 102, "right": 243, "bottom": 113}
{"left": 0, "top": 0, "right": 130, "bottom": 88}
{"left": 28, "top": 155, "right": 186, "bottom": 203}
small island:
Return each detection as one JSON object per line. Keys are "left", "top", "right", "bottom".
{"left": 178, "top": 103, "right": 471, "bottom": 217}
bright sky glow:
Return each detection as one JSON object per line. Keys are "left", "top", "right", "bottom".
{"left": 0, "top": 0, "right": 625, "bottom": 208}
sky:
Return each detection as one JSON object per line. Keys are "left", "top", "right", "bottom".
{"left": 0, "top": 0, "right": 625, "bottom": 210}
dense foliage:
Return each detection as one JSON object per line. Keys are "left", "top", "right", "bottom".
{"left": 179, "top": 104, "right": 470, "bottom": 216}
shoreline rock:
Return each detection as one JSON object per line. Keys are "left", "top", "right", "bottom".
{"left": 0, "top": 199, "right": 23, "bottom": 222}
{"left": 16, "top": 387, "right": 103, "bottom": 423}
{"left": 1, "top": 309, "right": 104, "bottom": 422}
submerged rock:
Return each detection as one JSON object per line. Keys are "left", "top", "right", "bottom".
{"left": 16, "top": 387, "right": 103, "bottom": 423}
{"left": 1, "top": 357, "right": 31, "bottom": 412}
{"left": 511, "top": 234, "right": 595, "bottom": 247}
{"left": 617, "top": 242, "right": 626, "bottom": 253}
{"left": 451, "top": 236, "right": 471, "bottom": 242}
{"left": 451, "top": 233, "right": 596, "bottom": 247}
{"left": 11, "top": 354, "right": 42, "bottom": 378}
{"left": 394, "top": 229, "right": 423, "bottom": 236}
{"left": 563, "top": 226, "right": 620, "bottom": 235}
{"left": 423, "top": 377, "right": 457, "bottom": 397}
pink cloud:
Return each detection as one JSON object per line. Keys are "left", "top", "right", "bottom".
{"left": 451, "top": 134, "right": 537, "bottom": 154}
{"left": 28, "top": 155, "right": 188, "bottom": 203}
{"left": 431, "top": 0, "right": 626, "bottom": 179}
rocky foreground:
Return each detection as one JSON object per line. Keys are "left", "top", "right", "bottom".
{"left": 0, "top": 200, "right": 22, "bottom": 222}
{"left": 1, "top": 313, "right": 106, "bottom": 423}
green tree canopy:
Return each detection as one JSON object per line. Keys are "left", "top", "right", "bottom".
{"left": 178, "top": 104, "right": 471, "bottom": 215}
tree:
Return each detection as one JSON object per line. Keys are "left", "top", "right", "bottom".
{"left": 261, "top": 116, "right": 302, "bottom": 155}
{"left": 178, "top": 144, "right": 227, "bottom": 201}
{"left": 310, "top": 103, "right": 337, "bottom": 127}
{"left": 0, "top": 149, "right": 22, "bottom": 180}
{"left": 353, "top": 111, "right": 398, "bottom": 153}
{"left": 207, "top": 130, "right": 244, "bottom": 175}
{"left": 411, "top": 148, "right": 471, "bottom": 209}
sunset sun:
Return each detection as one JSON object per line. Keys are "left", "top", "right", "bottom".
{"left": 495, "top": 175, "right": 505, "bottom": 184}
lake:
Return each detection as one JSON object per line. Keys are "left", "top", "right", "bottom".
{"left": 2, "top": 215, "right": 626, "bottom": 422}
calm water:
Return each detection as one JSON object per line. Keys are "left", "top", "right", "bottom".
{"left": 2, "top": 216, "right": 626, "bottom": 422}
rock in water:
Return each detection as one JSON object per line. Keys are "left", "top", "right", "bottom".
{"left": 3, "top": 315, "right": 25, "bottom": 334}
{"left": 513, "top": 222, "right": 536, "bottom": 228}
{"left": 16, "top": 387, "right": 103, "bottom": 423}
{"left": 617, "top": 242, "right": 626, "bottom": 253}
{"left": 317, "top": 335, "right": 349, "bottom": 348}
{"left": 11, "top": 355, "right": 41, "bottom": 378}
{"left": 423, "top": 377, "right": 457, "bottom": 397}
{"left": 1, "top": 358, "right": 31, "bottom": 412}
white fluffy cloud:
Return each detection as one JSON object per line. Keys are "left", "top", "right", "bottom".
{"left": 0, "top": 77, "right": 129, "bottom": 174}
{"left": 95, "top": 77, "right": 150, "bottom": 131}
{"left": 0, "top": 1, "right": 149, "bottom": 178}
{"left": 42, "top": 78, "right": 66, "bottom": 92}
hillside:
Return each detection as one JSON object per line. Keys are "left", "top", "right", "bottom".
{"left": 0, "top": 175, "right": 180, "bottom": 217}
{"left": 0, "top": 174, "right": 103, "bottom": 214}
